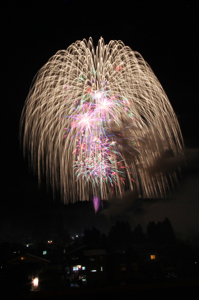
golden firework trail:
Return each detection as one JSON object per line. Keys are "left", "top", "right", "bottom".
{"left": 20, "top": 37, "right": 184, "bottom": 204}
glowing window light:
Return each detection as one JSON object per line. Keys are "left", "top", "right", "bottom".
{"left": 150, "top": 254, "right": 156, "bottom": 260}
{"left": 120, "top": 264, "right": 126, "bottom": 271}
{"left": 91, "top": 269, "right": 97, "bottom": 272}
{"left": 21, "top": 257, "right": 25, "bottom": 260}
{"left": 73, "top": 265, "right": 82, "bottom": 271}
{"left": 32, "top": 277, "right": 39, "bottom": 287}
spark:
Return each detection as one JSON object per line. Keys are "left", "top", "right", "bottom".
{"left": 93, "top": 196, "right": 101, "bottom": 213}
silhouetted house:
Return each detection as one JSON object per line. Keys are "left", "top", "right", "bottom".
{"left": 132, "top": 244, "right": 159, "bottom": 262}
{"left": 62, "top": 245, "right": 86, "bottom": 285}
{"left": 63, "top": 246, "right": 107, "bottom": 286}
{"left": 7, "top": 253, "right": 51, "bottom": 268}
{"left": 130, "top": 243, "right": 181, "bottom": 280}
{"left": 84, "top": 249, "right": 107, "bottom": 285}
{"left": 107, "top": 243, "right": 172, "bottom": 284}
{"left": 107, "top": 250, "right": 139, "bottom": 284}
{"left": 4, "top": 253, "right": 50, "bottom": 290}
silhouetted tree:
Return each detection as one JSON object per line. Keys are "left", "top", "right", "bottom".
{"left": 161, "top": 217, "right": 176, "bottom": 244}
{"left": 131, "top": 224, "right": 147, "bottom": 244}
{"left": 83, "top": 226, "right": 102, "bottom": 248}
{"left": 146, "top": 218, "right": 176, "bottom": 244}
{"left": 108, "top": 220, "right": 132, "bottom": 251}
{"left": 146, "top": 221, "right": 157, "bottom": 243}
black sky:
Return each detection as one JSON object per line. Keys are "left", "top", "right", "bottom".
{"left": 1, "top": 1, "right": 199, "bottom": 242}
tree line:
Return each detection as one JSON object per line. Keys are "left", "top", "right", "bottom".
{"left": 83, "top": 217, "right": 176, "bottom": 250}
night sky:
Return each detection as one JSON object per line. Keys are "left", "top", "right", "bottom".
{"left": 1, "top": 1, "right": 199, "bottom": 242}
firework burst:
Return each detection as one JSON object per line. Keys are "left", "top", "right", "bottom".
{"left": 20, "top": 37, "right": 183, "bottom": 205}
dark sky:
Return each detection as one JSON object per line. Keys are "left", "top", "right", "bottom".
{"left": 1, "top": 1, "right": 199, "bottom": 242}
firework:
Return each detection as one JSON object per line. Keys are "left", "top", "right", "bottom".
{"left": 20, "top": 37, "right": 183, "bottom": 205}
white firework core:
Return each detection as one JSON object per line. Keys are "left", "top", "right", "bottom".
{"left": 20, "top": 37, "right": 184, "bottom": 203}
